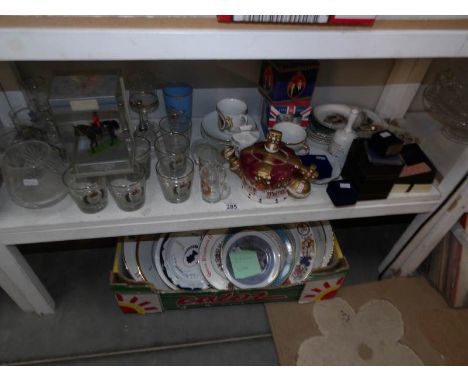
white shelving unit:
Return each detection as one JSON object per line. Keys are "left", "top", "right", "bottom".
{"left": 0, "top": 16, "right": 467, "bottom": 315}
{"left": 0, "top": 118, "right": 441, "bottom": 246}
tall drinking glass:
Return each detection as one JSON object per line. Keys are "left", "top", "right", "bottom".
{"left": 163, "top": 83, "right": 193, "bottom": 119}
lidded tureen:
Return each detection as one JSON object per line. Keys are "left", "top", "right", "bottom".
{"left": 223, "top": 130, "right": 318, "bottom": 204}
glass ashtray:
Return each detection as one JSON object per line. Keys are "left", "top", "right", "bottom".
{"left": 424, "top": 68, "right": 468, "bottom": 144}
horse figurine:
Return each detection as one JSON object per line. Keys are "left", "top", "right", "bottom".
{"left": 74, "top": 123, "right": 103, "bottom": 152}
{"left": 101, "top": 120, "right": 120, "bottom": 146}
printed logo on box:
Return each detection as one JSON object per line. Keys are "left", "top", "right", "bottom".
{"left": 176, "top": 290, "right": 289, "bottom": 307}
{"left": 115, "top": 293, "right": 162, "bottom": 314}
{"left": 299, "top": 277, "right": 345, "bottom": 304}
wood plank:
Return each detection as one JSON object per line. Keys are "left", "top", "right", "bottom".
{"left": 0, "top": 16, "right": 468, "bottom": 31}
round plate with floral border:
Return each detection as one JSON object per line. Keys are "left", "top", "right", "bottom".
{"left": 286, "top": 222, "right": 321, "bottom": 285}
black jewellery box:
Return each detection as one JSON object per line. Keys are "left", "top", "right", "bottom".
{"left": 369, "top": 129, "right": 404, "bottom": 157}
{"left": 341, "top": 139, "right": 404, "bottom": 201}
{"left": 391, "top": 143, "right": 437, "bottom": 193}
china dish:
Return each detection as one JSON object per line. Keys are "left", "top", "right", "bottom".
{"left": 156, "top": 232, "right": 210, "bottom": 290}
{"left": 137, "top": 235, "right": 171, "bottom": 290}
{"left": 221, "top": 229, "right": 283, "bottom": 289}
{"left": 198, "top": 229, "right": 232, "bottom": 290}
{"left": 270, "top": 225, "right": 298, "bottom": 287}
{"left": 286, "top": 221, "right": 334, "bottom": 285}
{"left": 201, "top": 111, "right": 257, "bottom": 144}
{"left": 123, "top": 236, "right": 144, "bottom": 282}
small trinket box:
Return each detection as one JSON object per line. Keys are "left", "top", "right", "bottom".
{"left": 398, "top": 143, "right": 436, "bottom": 184}
{"left": 326, "top": 180, "right": 358, "bottom": 207}
{"left": 369, "top": 130, "right": 404, "bottom": 157}
{"left": 299, "top": 154, "right": 332, "bottom": 179}
{"left": 341, "top": 139, "right": 404, "bottom": 201}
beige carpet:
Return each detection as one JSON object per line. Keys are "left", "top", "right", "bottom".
{"left": 266, "top": 276, "right": 468, "bottom": 365}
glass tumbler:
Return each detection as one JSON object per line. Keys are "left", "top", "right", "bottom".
{"left": 156, "top": 156, "right": 194, "bottom": 203}
{"left": 159, "top": 114, "right": 192, "bottom": 142}
{"left": 199, "top": 162, "right": 230, "bottom": 203}
{"left": 153, "top": 132, "right": 190, "bottom": 174}
{"left": 133, "top": 137, "right": 151, "bottom": 179}
{"left": 162, "top": 83, "right": 193, "bottom": 119}
{"left": 21, "top": 76, "right": 50, "bottom": 113}
{"left": 10, "top": 106, "right": 49, "bottom": 141}
{"left": 108, "top": 165, "right": 146, "bottom": 212}
{"left": 1, "top": 140, "right": 68, "bottom": 208}
{"left": 63, "top": 168, "right": 108, "bottom": 213}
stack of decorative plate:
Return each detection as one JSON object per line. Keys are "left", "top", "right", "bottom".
{"left": 121, "top": 222, "right": 335, "bottom": 291}
{"left": 308, "top": 104, "right": 387, "bottom": 144}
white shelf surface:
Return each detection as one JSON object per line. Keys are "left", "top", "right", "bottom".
{"left": 0, "top": 17, "right": 468, "bottom": 60}
{"left": 0, "top": 115, "right": 442, "bottom": 246}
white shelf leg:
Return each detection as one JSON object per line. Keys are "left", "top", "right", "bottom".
{"left": 379, "top": 144, "right": 468, "bottom": 276}
{"left": 0, "top": 243, "right": 55, "bottom": 315}
{"left": 381, "top": 177, "right": 468, "bottom": 277}
{"left": 375, "top": 58, "right": 432, "bottom": 119}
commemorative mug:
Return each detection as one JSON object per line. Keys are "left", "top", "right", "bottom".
{"left": 216, "top": 98, "right": 249, "bottom": 132}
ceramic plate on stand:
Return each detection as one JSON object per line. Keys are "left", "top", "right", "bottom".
{"left": 199, "top": 229, "right": 232, "bottom": 290}
{"left": 137, "top": 235, "right": 171, "bottom": 290}
{"left": 221, "top": 229, "right": 283, "bottom": 289}
{"left": 201, "top": 111, "right": 257, "bottom": 143}
{"left": 159, "top": 232, "right": 210, "bottom": 290}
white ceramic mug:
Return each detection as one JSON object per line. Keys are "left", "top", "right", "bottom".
{"left": 272, "top": 122, "right": 309, "bottom": 154}
{"left": 216, "top": 98, "right": 249, "bottom": 132}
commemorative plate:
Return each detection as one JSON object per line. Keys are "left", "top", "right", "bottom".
{"left": 286, "top": 222, "right": 319, "bottom": 285}
{"left": 137, "top": 235, "right": 171, "bottom": 290}
{"left": 158, "top": 232, "right": 210, "bottom": 290}
{"left": 221, "top": 228, "right": 283, "bottom": 289}
{"left": 123, "top": 236, "right": 145, "bottom": 282}
{"left": 270, "top": 225, "right": 297, "bottom": 287}
{"left": 199, "top": 229, "right": 232, "bottom": 290}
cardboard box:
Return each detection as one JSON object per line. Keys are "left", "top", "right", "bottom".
{"left": 110, "top": 237, "right": 349, "bottom": 314}
{"left": 258, "top": 60, "right": 319, "bottom": 102}
{"left": 261, "top": 98, "right": 312, "bottom": 137}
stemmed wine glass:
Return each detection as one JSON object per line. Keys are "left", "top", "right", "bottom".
{"left": 127, "top": 71, "right": 159, "bottom": 142}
